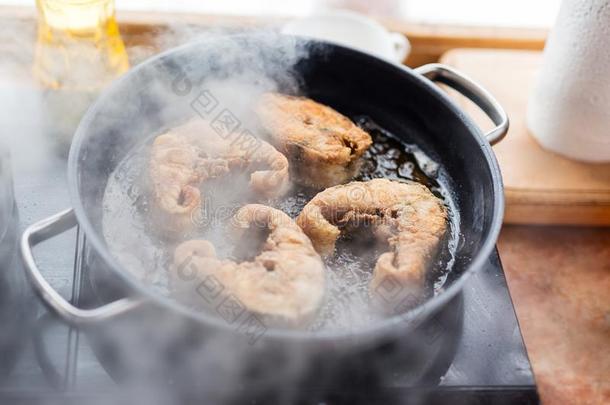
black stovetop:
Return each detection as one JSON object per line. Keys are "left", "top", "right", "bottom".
{"left": 0, "top": 88, "right": 539, "bottom": 404}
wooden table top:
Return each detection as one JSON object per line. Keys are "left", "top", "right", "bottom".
{"left": 498, "top": 226, "right": 610, "bottom": 405}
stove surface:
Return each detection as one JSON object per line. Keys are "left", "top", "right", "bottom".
{"left": 0, "top": 89, "right": 539, "bottom": 403}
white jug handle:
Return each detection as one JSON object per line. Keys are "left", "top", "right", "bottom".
{"left": 390, "top": 32, "right": 410, "bottom": 63}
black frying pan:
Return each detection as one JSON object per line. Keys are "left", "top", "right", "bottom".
{"left": 21, "top": 34, "right": 507, "bottom": 401}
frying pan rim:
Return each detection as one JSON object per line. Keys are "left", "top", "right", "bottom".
{"left": 67, "top": 34, "right": 504, "bottom": 343}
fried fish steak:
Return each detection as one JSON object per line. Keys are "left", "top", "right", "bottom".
{"left": 255, "top": 92, "right": 372, "bottom": 188}
{"left": 172, "top": 204, "right": 325, "bottom": 326}
{"left": 296, "top": 178, "right": 447, "bottom": 310}
{"left": 149, "top": 119, "right": 290, "bottom": 236}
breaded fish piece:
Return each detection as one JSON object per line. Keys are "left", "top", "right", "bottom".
{"left": 255, "top": 93, "right": 372, "bottom": 188}
{"left": 296, "top": 179, "right": 447, "bottom": 310}
{"left": 172, "top": 204, "right": 325, "bottom": 326}
{"left": 149, "top": 119, "right": 290, "bottom": 235}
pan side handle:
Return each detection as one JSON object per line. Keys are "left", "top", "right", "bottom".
{"left": 20, "top": 208, "right": 141, "bottom": 326}
{"left": 415, "top": 63, "right": 509, "bottom": 145}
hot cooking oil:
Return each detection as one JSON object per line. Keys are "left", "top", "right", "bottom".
{"left": 101, "top": 116, "right": 460, "bottom": 332}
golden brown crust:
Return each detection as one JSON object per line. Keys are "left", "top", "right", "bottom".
{"left": 172, "top": 204, "right": 325, "bottom": 326}
{"left": 149, "top": 119, "right": 290, "bottom": 236}
{"left": 255, "top": 92, "right": 372, "bottom": 188}
{"left": 296, "top": 179, "right": 447, "bottom": 309}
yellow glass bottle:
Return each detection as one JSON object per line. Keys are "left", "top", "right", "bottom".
{"left": 33, "top": 0, "right": 129, "bottom": 149}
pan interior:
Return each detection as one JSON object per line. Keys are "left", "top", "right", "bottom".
{"left": 71, "top": 35, "right": 499, "bottom": 334}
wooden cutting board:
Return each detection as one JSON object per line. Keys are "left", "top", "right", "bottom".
{"left": 441, "top": 49, "right": 610, "bottom": 225}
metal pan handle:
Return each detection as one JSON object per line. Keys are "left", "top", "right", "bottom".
{"left": 20, "top": 208, "right": 141, "bottom": 326}
{"left": 414, "top": 63, "right": 509, "bottom": 145}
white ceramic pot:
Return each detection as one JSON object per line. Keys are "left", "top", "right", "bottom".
{"left": 527, "top": 0, "right": 610, "bottom": 162}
